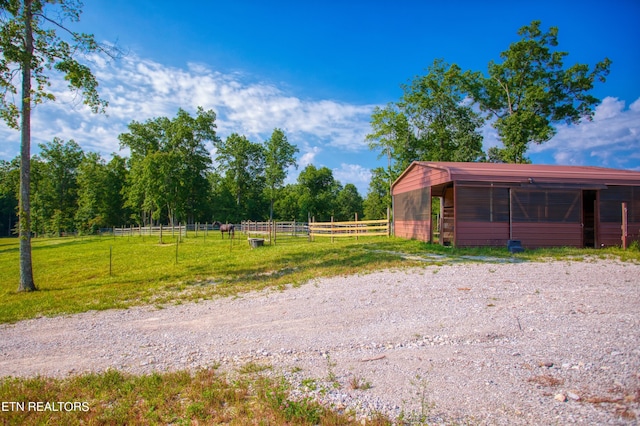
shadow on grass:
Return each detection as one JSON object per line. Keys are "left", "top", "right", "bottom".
{"left": 30, "top": 236, "right": 111, "bottom": 252}
{"left": 225, "top": 244, "right": 404, "bottom": 284}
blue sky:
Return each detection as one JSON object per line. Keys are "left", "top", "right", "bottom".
{"left": 1, "top": 0, "right": 639, "bottom": 195}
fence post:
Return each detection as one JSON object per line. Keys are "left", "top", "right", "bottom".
{"left": 159, "top": 223, "right": 163, "bottom": 245}
{"left": 622, "top": 202, "right": 628, "bottom": 250}
{"left": 355, "top": 212, "right": 359, "bottom": 241}
{"left": 331, "top": 216, "right": 334, "bottom": 243}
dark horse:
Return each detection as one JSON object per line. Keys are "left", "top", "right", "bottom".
{"left": 213, "top": 221, "right": 235, "bottom": 239}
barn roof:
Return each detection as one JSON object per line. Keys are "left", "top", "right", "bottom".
{"left": 392, "top": 161, "right": 640, "bottom": 189}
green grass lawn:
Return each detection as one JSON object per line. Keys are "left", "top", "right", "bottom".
{"left": 1, "top": 232, "right": 638, "bottom": 324}
{"left": 0, "top": 233, "right": 414, "bottom": 323}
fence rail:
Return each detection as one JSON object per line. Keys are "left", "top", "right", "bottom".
{"left": 112, "top": 218, "right": 388, "bottom": 241}
{"left": 187, "top": 223, "right": 221, "bottom": 232}
{"left": 113, "top": 225, "right": 187, "bottom": 237}
{"left": 241, "top": 221, "right": 309, "bottom": 238}
{"left": 309, "top": 219, "right": 389, "bottom": 239}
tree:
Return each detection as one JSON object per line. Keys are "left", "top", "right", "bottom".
{"left": 0, "top": 158, "right": 19, "bottom": 236}
{"left": 120, "top": 108, "right": 217, "bottom": 226}
{"left": 297, "top": 165, "right": 341, "bottom": 222}
{"left": 366, "top": 104, "right": 414, "bottom": 211}
{"left": 0, "top": 1, "right": 115, "bottom": 291}
{"left": 38, "top": 137, "right": 83, "bottom": 235}
{"left": 102, "top": 154, "right": 129, "bottom": 227}
{"left": 334, "top": 183, "right": 363, "bottom": 221}
{"left": 401, "top": 59, "right": 485, "bottom": 163}
{"left": 75, "top": 151, "right": 115, "bottom": 234}
{"left": 363, "top": 167, "right": 390, "bottom": 220}
{"left": 273, "top": 183, "right": 302, "bottom": 221}
{"left": 464, "top": 20, "right": 611, "bottom": 163}
{"left": 264, "top": 128, "right": 298, "bottom": 221}
{"left": 213, "top": 133, "right": 265, "bottom": 221}
{"left": 366, "top": 60, "right": 485, "bottom": 209}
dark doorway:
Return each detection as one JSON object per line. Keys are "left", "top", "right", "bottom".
{"left": 582, "top": 190, "right": 597, "bottom": 248}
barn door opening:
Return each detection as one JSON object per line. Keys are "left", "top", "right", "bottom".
{"left": 441, "top": 186, "right": 454, "bottom": 246}
{"left": 582, "top": 190, "right": 597, "bottom": 248}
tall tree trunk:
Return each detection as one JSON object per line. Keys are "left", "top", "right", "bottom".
{"left": 269, "top": 185, "right": 274, "bottom": 222}
{"left": 18, "top": 0, "right": 37, "bottom": 292}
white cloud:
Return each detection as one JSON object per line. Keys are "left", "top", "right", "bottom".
{"left": 299, "top": 145, "right": 321, "bottom": 168}
{"left": 0, "top": 53, "right": 377, "bottom": 177}
{"left": 525, "top": 96, "right": 640, "bottom": 169}
{"left": 333, "top": 163, "right": 372, "bottom": 195}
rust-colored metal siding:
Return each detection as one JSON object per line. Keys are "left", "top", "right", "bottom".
{"left": 391, "top": 162, "right": 640, "bottom": 248}
{"left": 455, "top": 222, "right": 509, "bottom": 247}
{"left": 511, "top": 223, "right": 583, "bottom": 248}
{"left": 599, "top": 223, "right": 640, "bottom": 247}
{"left": 392, "top": 163, "right": 449, "bottom": 195}
{"left": 393, "top": 184, "right": 431, "bottom": 241}
{"left": 411, "top": 162, "right": 640, "bottom": 186}
{"left": 395, "top": 220, "right": 431, "bottom": 241}
{"left": 598, "top": 186, "right": 640, "bottom": 247}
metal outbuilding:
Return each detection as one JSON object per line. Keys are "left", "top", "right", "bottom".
{"left": 391, "top": 162, "right": 640, "bottom": 248}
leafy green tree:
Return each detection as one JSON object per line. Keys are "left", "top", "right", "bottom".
{"left": 363, "top": 167, "right": 391, "bottom": 220}
{"left": 367, "top": 60, "right": 484, "bottom": 210}
{"left": 264, "top": 128, "right": 298, "bottom": 221}
{"left": 120, "top": 108, "right": 217, "bottom": 226}
{"left": 207, "top": 170, "right": 236, "bottom": 223}
{"left": 464, "top": 20, "right": 611, "bottom": 163}
{"left": 28, "top": 155, "right": 45, "bottom": 236}
{"left": 334, "top": 183, "right": 363, "bottom": 221}
{"left": 401, "top": 59, "right": 485, "bottom": 162}
{"left": 103, "top": 154, "right": 130, "bottom": 227}
{"left": 0, "top": 158, "right": 19, "bottom": 236}
{"left": 74, "top": 152, "right": 129, "bottom": 233}
{"left": 273, "top": 183, "right": 303, "bottom": 221}
{"left": 38, "top": 137, "right": 84, "bottom": 235}
{"left": 366, "top": 104, "right": 415, "bottom": 210}
{"left": 0, "top": 0, "right": 115, "bottom": 291}
{"left": 214, "top": 133, "right": 266, "bottom": 221}
{"left": 297, "top": 165, "right": 341, "bottom": 222}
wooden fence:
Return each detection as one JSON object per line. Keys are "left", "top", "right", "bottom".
{"left": 309, "top": 218, "right": 390, "bottom": 240}
{"left": 112, "top": 218, "right": 389, "bottom": 242}
{"left": 113, "top": 224, "right": 186, "bottom": 237}
{"left": 241, "top": 221, "right": 309, "bottom": 244}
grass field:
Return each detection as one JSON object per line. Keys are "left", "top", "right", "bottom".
{"left": 1, "top": 232, "right": 638, "bottom": 324}
{"left": 1, "top": 232, "right": 638, "bottom": 424}
{"left": 0, "top": 233, "right": 422, "bottom": 324}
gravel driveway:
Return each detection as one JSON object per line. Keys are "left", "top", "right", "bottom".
{"left": 1, "top": 259, "right": 639, "bottom": 424}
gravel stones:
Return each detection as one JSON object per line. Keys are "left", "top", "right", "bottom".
{"left": 1, "top": 259, "right": 639, "bottom": 424}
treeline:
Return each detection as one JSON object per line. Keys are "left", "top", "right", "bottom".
{"left": 3, "top": 21, "right": 607, "bottom": 238}
{"left": 0, "top": 108, "right": 370, "bottom": 237}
